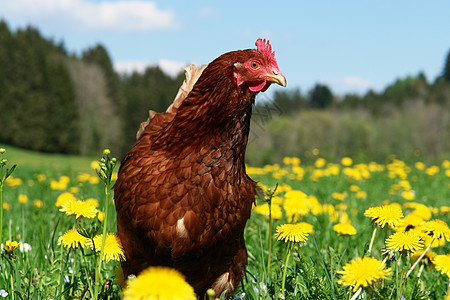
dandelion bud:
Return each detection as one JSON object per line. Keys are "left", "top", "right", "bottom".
{"left": 206, "top": 289, "right": 215, "bottom": 297}
{"left": 0, "top": 148, "right": 5, "bottom": 154}
{"left": 1, "top": 159, "right": 6, "bottom": 165}
{"left": 103, "top": 149, "right": 111, "bottom": 156}
{"left": 111, "top": 158, "right": 117, "bottom": 164}
{"left": 100, "top": 158, "right": 106, "bottom": 164}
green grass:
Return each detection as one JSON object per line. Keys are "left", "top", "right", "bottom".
{"left": 0, "top": 146, "right": 449, "bottom": 299}
{"left": 2, "top": 144, "right": 95, "bottom": 174}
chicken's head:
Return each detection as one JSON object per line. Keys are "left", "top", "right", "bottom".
{"left": 234, "top": 38, "right": 287, "bottom": 93}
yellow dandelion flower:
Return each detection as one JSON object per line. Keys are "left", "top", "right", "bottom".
{"left": 414, "top": 161, "right": 425, "bottom": 170}
{"left": 88, "top": 233, "right": 125, "bottom": 261}
{"left": 333, "top": 223, "right": 357, "bottom": 236}
{"left": 385, "top": 231, "right": 424, "bottom": 253}
{"left": 404, "top": 202, "right": 432, "bottom": 220}
{"left": 60, "top": 199, "right": 98, "bottom": 219}
{"left": 2, "top": 202, "right": 10, "bottom": 210}
{"left": 284, "top": 189, "right": 308, "bottom": 200}
{"left": 85, "top": 198, "right": 99, "bottom": 208}
{"left": 58, "top": 229, "right": 87, "bottom": 249}
{"left": 282, "top": 157, "right": 292, "bottom": 165}
{"left": 18, "top": 194, "right": 28, "bottom": 204}
{"left": 335, "top": 203, "right": 348, "bottom": 211}
{"left": 442, "top": 160, "right": 450, "bottom": 169}
{"left": 3, "top": 240, "right": 21, "bottom": 253}
{"left": 90, "top": 176, "right": 100, "bottom": 184}
{"left": 76, "top": 173, "right": 91, "bottom": 182}
{"left": 349, "top": 185, "right": 360, "bottom": 192}
{"left": 97, "top": 211, "right": 104, "bottom": 222}
{"left": 321, "top": 203, "right": 335, "bottom": 215}
{"left": 422, "top": 219, "right": 450, "bottom": 246}
{"left": 123, "top": 266, "right": 196, "bottom": 300}
{"left": 356, "top": 191, "right": 367, "bottom": 199}
{"left": 33, "top": 199, "right": 43, "bottom": 208}
{"left": 330, "top": 211, "right": 350, "bottom": 224}
{"left": 90, "top": 160, "right": 101, "bottom": 170}
{"left": 254, "top": 203, "right": 282, "bottom": 219}
{"left": 36, "top": 174, "right": 46, "bottom": 182}
{"left": 440, "top": 206, "right": 450, "bottom": 214}
{"left": 315, "top": 157, "right": 326, "bottom": 168}
{"left": 432, "top": 254, "right": 450, "bottom": 277}
{"left": 364, "top": 204, "right": 404, "bottom": 229}
{"left": 425, "top": 165, "right": 439, "bottom": 176}
{"left": 398, "top": 180, "right": 412, "bottom": 190}
{"left": 69, "top": 186, "right": 79, "bottom": 194}
{"left": 341, "top": 157, "right": 353, "bottom": 166}
{"left": 401, "top": 190, "right": 415, "bottom": 201}
{"left": 274, "top": 222, "right": 313, "bottom": 243}
{"left": 338, "top": 257, "right": 391, "bottom": 292}
{"left": 331, "top": 192, "right": 347, "bottom": 201}
{"left": 283, "top": 197, "right": 309, "bottom": 222}
{"left": 55, "top": 192, "right": 76, "bottom": 207}
{"left": 5, "top": 176, "right": 23, "bottom": 187}
{"left": 394, "top": 213, "right": 425, "bottom": 232}
{"left": 308, "top": 195, "right": 323, "bottom": 215}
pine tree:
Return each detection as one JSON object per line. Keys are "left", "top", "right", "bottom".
{"left": 309, "top": 83, "right": 333, "bottom": 109}
{"left": 443, "top": 49, "right": 450, "bottom": 82}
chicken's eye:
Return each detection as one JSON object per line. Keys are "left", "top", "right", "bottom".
{"left": 250, "top": 61, "right": 260, "bottom": 70}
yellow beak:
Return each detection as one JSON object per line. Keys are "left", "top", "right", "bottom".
{"left": 265, "top": 72, "right": 287, "bottom": 87}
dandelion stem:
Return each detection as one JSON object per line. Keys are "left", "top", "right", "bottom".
{"left": 406, "top": 238, "right": 434, "bottom": 278}
{"left": 0, "top": 154, "right": 4, "bottom": 243}
{"left": 368, "top": 227, "right": 378, "bottom": 254}
{"left": 397, "top": 265, "right": 406, "bottom": 300}
{"left": 350, "top": 287, "right": 362, "bottom": 300}
{"left": 70, "top": 251, "right": 77, "bottom": 296}
{"left": 11, "top": 273, "right": 14, "bottom": 300}
{"left": 97, "top": 183, "right": 110, "bottom": 281}
{"left": 95, "top": 149, "right": 116, "bottom": 299}
{"left": 0, "top": 182, "right": 3, "bottom": 243}
{"left": 417, "top": 263, "right": 425, "bottom": 278}
{"left": 0, "top": 149, "right": 16, "bottom": 244}
{"left": 281, "top": 241, "right": 292, "bottom": 298}
{"left": 58, "top": 243, "right": 65, "bottom": 298}
{"left": 266, "top": 184, "right": 277, "bottom": 282}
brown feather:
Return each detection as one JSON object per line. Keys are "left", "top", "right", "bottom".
{"left": 114, "top": 45, "right": 284, "bottom": 298}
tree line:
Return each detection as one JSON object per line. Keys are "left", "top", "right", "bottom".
{"left": 0, "top": 20, "right": 183, "bottom": 157}
{"left": 1, "top": 20, "right": 450, "bottom": 163}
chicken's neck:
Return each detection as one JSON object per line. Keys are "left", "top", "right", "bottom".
{"left": 168, "top": 84, "right": 255, "bottom": 165}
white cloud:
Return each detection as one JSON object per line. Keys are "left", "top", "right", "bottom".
{"left": 322, "top": 76, "right": 376, "bottom": 95}
{"left": 157, "top": 59, "right": 186, "bottom": 77}
{"left": 0, "top": 0, "right": 177, "bottom": 32}
{"left": 114, "top": 59, "right": 186, "bottom": 77}
{"left": 114, "top": 60, "right": 150, "bottom": 74}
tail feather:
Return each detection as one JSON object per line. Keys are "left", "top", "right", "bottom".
{"left": 136, "top": 64, "right": 207, "bottom": 139}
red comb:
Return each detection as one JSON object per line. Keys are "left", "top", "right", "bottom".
{"left": 255, "top": 38, "right": 277, "bottom": 66}
{"left": 255, "top": 39, "right": 275, "bottom": 60}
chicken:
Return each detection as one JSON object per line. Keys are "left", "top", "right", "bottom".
{"left": 113, "top": 38, "right": 286, "bottom": 298}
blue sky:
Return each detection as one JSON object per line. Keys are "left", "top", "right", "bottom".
{"left": 1, "top": 0, "right": 450, "bottom": 96}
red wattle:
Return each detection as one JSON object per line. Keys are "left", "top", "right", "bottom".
{"left": 248, "top": 81, "right": 267, "bottom": 92}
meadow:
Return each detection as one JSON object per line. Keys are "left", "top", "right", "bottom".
{"left": 0, "top": 145, "right": 449, "bottom": 299}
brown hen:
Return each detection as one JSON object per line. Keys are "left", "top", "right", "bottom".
{"left": 114, "top": 39, "right": 286, "bottom": 298}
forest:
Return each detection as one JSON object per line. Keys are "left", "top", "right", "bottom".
{"left": 1, "top": 20, "right": 449, "bottom": 165}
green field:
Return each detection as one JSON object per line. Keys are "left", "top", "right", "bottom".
{"left": 0, "top": 145, "right": 449, "bottom": 299}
